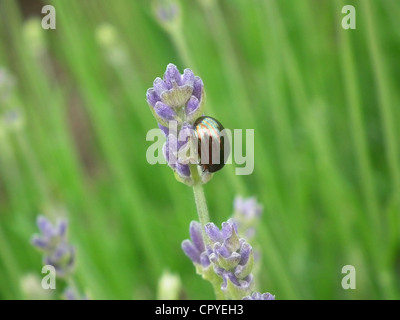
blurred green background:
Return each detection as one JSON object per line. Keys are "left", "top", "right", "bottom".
{"left": 1, "top": 0, "right": 400, "bottom": 300}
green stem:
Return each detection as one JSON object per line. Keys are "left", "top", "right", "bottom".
{"left": 170, "top": 27, "right": 197, "bottom": 71}
{"left": 211, "top": 282, "right": 225, "bottom": 300}
{"left": 190, "top": 165, "right": 210, "bottom": 243}
{"left": 190, "top": 165, "right": 227, "bottom": 299}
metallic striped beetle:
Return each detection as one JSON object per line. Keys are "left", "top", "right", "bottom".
{"left": 194, "top": 116, "right": 229, "bottom": 173}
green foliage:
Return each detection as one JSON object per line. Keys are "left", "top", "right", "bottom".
{"left": 0, "top": 0, "right": 399, "bottom": 299}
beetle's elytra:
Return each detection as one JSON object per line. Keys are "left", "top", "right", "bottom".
{"left": 194, "top": 116, "right": 229, "bottom": 173}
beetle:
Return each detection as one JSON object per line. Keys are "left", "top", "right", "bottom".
{"left": 194, "top": 116, "right": 229, "bottom": 173}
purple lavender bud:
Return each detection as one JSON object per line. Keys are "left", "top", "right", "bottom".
{"left": 31, "top": 235, "right": 49, "bottom": 250}
{"left": 58, "top": 219, "right": 68, "bottom": 238}
{"left": 158, "top": 123, "right": 169, "bottom": 136}
{"left": 153, "top": 77, "right": 169, "bottom": 96}
{"left": 234, "top": 196, "right": 262, "bottom": 220}
{"left": 31, "top": 215, "right": 75, "bottom": 278}
{"left": 146, "top": 88, "right": 160, "bottom": 109}
{"left": 175, "top": 162, "right": 190, "bottom": 177}
{"left": 148, "top": 64, "right": 195, "bottom": 109}
{"left": 217, "top": 270, "right": 253, "bottom": 293}
{"left": 164, "top": 64, "right": 183, "bottom": 88}
{"left": 233, "top": 196, "right": 263, "bottom": 241}
{"left": 154, "top": 101, "right": 177, "bottom": 122}
{"left": 37, "top": 215, "right": 55, "bottom": 238}
{"left": 181, "top": 221, "right": 210, "bottom": 268}
{"left": 192, "top": 77, "right": 203, "bottom": 101}
{"left": 189, "top": 221, "right": 205, "bottom": 253}
{"left": 205, "top": 219, "right": 255, "bottom": 295}
{"left": 204, "top": 223, "right": 221, "bottom": 243}
{"left": 242, "top": 292, "right": 275, "bottom": 300}
{"left": 185, "top": 96, "right": 199, "bottom": 117}
{"left": 44, "top": 244, "right": 75, "bottom": 277}
{"left": 199, "top": 251, "right": 211, "bottom": 268}
{"left": 63, "top": 287, "right": 89, "bottom": 300}
{"left": 180, "top": 69, "right": 195, "bottom": 87}
{"left": 185, "top": 78, "right": 204, "bottom": 123}
{"left": 182, "top": 240, "right": 201, "bottom": 264}
{"left": 153, "top": 0, "right": 180, "bottom": 30}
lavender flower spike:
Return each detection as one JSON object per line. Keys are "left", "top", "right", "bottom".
{"left": 31, "top": 215, "right": 75, "bottom": 278}
{"left": 242, "top": 292, "right": 275, "bottom": 300}
{"left": 182, "top": 218, "right": 274, "bottom": 299}
{"left": 146, "top": 63, "right": 209, "bottom": 186}
{"left": 233, "top": 196, "right": 262, "bottom": 241}
{"left": 205, "top": 219, "right": 255, "bottom": 299}
{"left": 152, "top": 0, "right": 181, "bottom": 32}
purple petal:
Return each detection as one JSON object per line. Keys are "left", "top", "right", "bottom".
{"left": 31, "top": 236, "right": 48, "bottom": 249}
{"left": 158, "top": 123, "right": 169, "bottom": 136}
{"left": 221, "top": 271, "right": 241, "bottom": 290}
{"left": 261, "top": 293, "right": 275, "bottom": 300}
{"left": 205, "top": 223, "right": 221, "bottom": 242}
{"left": 153, "top": 77, "right": 168, "bottom": 96}
{"left": 214, "top": 243, "right": 230, "bottom": 258}
{"left": 185, "top": 96, "right": 200, "bottom": 117}
{"left": 239, "top": 242, "right": 252, "bottom": 265}
{"left": 200, "top": 252, "right": 211, "bottom": 267}
{"left": 165, "top": 135, "right": 178, "bottom": 165}
{"left": 241, "top": 274, "right": 254, "bottom": 290}
{"left": 146, "top": 88, "right": 160, "bottom": 108}
{"left": 206, "top": 245, "right": 213, "bottom": 256}
{"left": 243, "top": 291, "right": 275, "bottom": 300}
{"left": 178, "top": 123, "right": 194, "bottom": 147}
{"left": 181, "top": 239, "right": 201, "bottom": 264}
{"left": 227, "top": 219, "right": 238, "bottom": 234}
{"left": 234, "top": 196, "right": 263, "bottom": 219}
{"left": 154, "top": 101, "right": 176, "bottom": 121}
{"left": 37, "top": 216, "right": 54, "bottom": 237}
{"left": 164, "top": 64, "right": 181, "bottom": 88}
{"left": 213, "top": 265, "right": 225, "bottom": 277}
{"left": 221, "top": 222, "right": 234, "bottom": 240}
{"left": 189, "top": 221, "right": 205, "bottom": 253}
{"left": 181, "top": 69, "right": 194, "bottom": 87}
{"left": 57, "top": 219, "right": 68, "bottom": 238}
{"left": 176, "top": 163, "right": 190, "bottom": 177}
{"left": 252, "top": 292, "right": 262, "bottom": 300}
{"left": 192, "top": 76, "right": 203, "bottom": 101}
